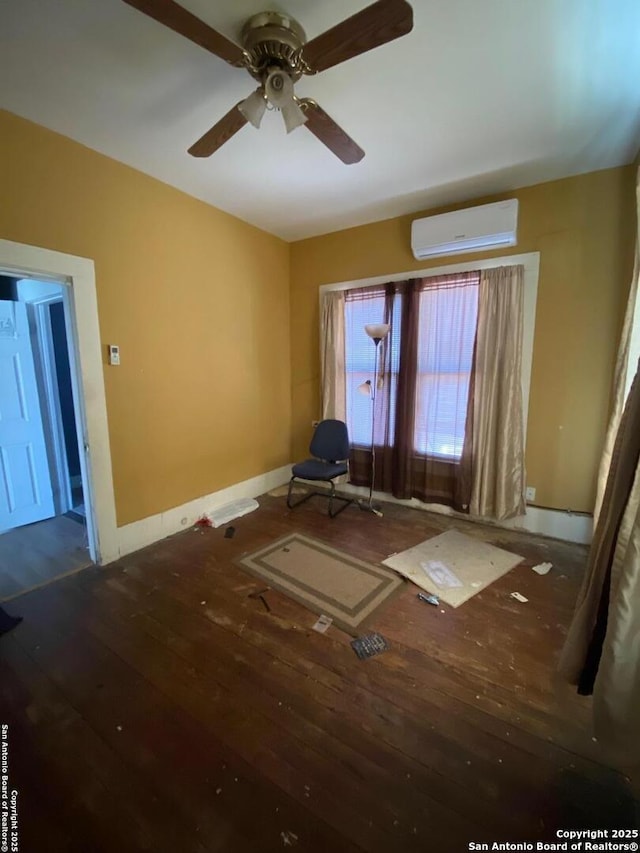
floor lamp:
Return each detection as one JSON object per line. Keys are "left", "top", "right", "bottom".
{"left": 357, "top": 323, "right": 390, "bottom": 516}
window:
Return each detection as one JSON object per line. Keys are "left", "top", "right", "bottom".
{"left": 344, "top": 273, "right": 479, "bottom": 460}
{"left": 323, "top": 253, "right": 537, "bottom": 515}
{"left": 414, "top": 279, "right": 478, "bottom": 458}
{"left": 344, "top": 290, "right": 401, "bottom": 447}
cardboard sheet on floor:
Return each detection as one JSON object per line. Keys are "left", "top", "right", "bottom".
{"left": 383, "top": 529, "right": 523, "bottom": 608}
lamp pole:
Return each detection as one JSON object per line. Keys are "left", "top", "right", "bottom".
{"left": 359, "top": 323, "right": 389, "bottom": 517}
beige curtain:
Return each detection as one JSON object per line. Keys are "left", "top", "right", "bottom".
{"left": 559, "top": 365, "right": 640, "bottom": 764}
{"left": 320, "top": 291, "right": 346, "bottom": 422}
{"left": 559, "top": 165, "right": 640, "bottom": 765}
{"left": 593, "top": 371, "right": 640, "bottom": 764}
{"left": 469, "top": 265, "right": 526, "bottom": 520}
{"left": 593, "top": 167, "right": 640, "bottom": 524}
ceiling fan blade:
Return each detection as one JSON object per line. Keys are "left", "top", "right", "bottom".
{"left": 299, "top": 99, "right": 365, "bottom": 165}
{"left": 301, "top": 0, "right": 413, "bottom": 74}
{"left": 122, "top": 0, "right": 247, "bottom": 66}
{"left": 188, "top": 103, "right": 248, "bottom": 157}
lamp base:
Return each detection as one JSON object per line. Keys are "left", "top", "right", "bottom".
{"left": 358, "top": 499, "right": 384, "bottom": 517}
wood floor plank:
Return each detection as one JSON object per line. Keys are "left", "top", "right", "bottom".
{"left": 65, "top": 568, "right": 494, "bottom": 843}
{"left": 0, "top": 492, "right": 637, "bottom": 851}
{"left": 5, "top": 587, "right": 361, "bottom": 853}
{"left": 111, "top": 531, "right": 596, "bottom": 755}
{"left": 0, "top": 639, "right": 211, "bottom": 853}
{"left": 0, "top": 514, "right": 91, "bottom": 601}
{"left": 92, "top": 541, "right": 630, "bottom": 830}
{"left": 15, "top": 582, "right": 427, "bottom": 851}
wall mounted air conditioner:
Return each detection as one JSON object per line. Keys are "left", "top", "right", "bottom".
{"left": 411, "top": 199, "right": 518, "bottom": 260}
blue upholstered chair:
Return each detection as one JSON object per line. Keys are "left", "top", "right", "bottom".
{"left": 286, "top": 419, "right": 353, "bottom": 518}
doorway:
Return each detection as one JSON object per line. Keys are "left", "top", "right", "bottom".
{"left": 0, "top": 276, "right": 93, "bottom": 599}
{"left": 0, "top": 238, "right": 119, "bottom": 598}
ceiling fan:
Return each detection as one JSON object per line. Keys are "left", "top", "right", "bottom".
{"left": 122, "top": 0, "right": 414, "bottom": 164}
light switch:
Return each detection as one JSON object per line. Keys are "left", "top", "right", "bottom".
{"left": 108, "top": 344, "right": 120, "bottom": 366}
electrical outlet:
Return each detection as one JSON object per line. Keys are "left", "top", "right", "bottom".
{"left": 525, "top": 486, "right": 536, "bottom": 502}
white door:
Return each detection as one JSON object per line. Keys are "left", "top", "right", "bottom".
{"left": 0, "top": 299, "right": 55, "bottom": 530}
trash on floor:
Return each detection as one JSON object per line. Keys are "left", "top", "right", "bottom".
{"left": 312, "top": 614, "right": 333, "bottom": 634}
{"left": 224, "top": 526, "right": 235, "bottom": 539}
{"left": 531, "top": 561, "right": 553, "bottom": 575}
{"left": 281, "top": 830, "right": 298, "bottom": 847}
{"left": 248, "top": 587, "right": 271, "bottom": 612}
{"left": 351, "top": 632, "right": 390, "bottom": 660}
{"left": 207, "top": 498, "right": 259, "bottom": 528}
{"left": 511, "top": 591, "right": 529, "bottom": 603}
{"left": 420, "top": 560, "right": 463, "bottom": 589}
{"left": 417, "top": 592, "right": 440, "bottom": 606}
{"left": 383, "top": 530, "right": 523, "bottom": 609}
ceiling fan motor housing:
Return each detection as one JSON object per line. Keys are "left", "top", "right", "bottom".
{"left": 240, "top": 11, "right": 307, "bottom": 81}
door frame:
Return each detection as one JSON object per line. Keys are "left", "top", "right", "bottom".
{"left": 0, "top": 239, "right": 118, "bottom": 564}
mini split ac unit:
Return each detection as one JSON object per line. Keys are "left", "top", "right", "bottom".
{"left": 411, "top": 199, "right": 518, "bottom": 260}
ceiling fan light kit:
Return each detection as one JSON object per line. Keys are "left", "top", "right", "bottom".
{"left": 280, "top": 100, "right": 308, "bottom": 134}
{"left": 263, "top": 68, "right": 308, "bottom": 133}
{"left": 123, "top": 0, "right": 413, "bottom": 162}
{"left": 238, "top": 88, "right": 267, "bottom": 129}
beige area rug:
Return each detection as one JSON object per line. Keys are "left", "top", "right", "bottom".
{"left": 382, "top": 529, "right": 523, "bottom": 608}
{"left": 238, "top": 533, "right": 404, "bottom": 634}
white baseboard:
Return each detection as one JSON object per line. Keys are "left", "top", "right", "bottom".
{"left": 114, "top": 464, "right": 292, "bottom": 561}
{"left": 340, "top": 483, "right": 593, "bottom": 545}
{"left": 503, "top": 505, "right": 593, "bottom": 544}
{"left": 112, "top": 465, "right": 592, "bottom": 564}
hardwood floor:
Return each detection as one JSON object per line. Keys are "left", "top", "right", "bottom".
{"left": 0, "top": 514, "right": 92, "bottom": 601}
{"left": 0, "top": 494, "right": 637, "bottom": 852}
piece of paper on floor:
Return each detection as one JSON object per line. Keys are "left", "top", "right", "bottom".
{"left": 207, "top": 497, "right": 258, "bottom": 528}
{"left": 312, "top": 614, "right": 333, "bottom": 634}
{"left": 531, "top": 562, "right": 553, "bottom": 575}
{"left": 511, "top": 591, "right": 529, "bottom": 603}
{"left": 420, "top": 560, "right": 463, "bottom": 589}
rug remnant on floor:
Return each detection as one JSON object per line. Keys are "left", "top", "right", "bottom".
{"left": 237, "top": 533, "right": 403, "bottom": 634}
{"left": 267, "top": 484, "right": 307, "bottom": 498}
{"left": 382, "top": 529, "right": 523, "bottom": 608}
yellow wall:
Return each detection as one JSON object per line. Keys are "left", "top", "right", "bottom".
{"left": 1, "top": 108, "right": 636, "bottom": 523}
{"left": 290, "top": 166, "right": 636, "bottom": 513}
{"left": 0, "top": 110, "right": 291, "bottom": 526}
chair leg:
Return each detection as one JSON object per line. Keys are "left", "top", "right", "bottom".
{"left": 287, "top": 476, "right": 353, "bottom": 517}
{"left": 328, "top": 481, "right": 353, "bottom": 519}
{"left": 286, "top": 477, "right": 316, "bottom": 510}
{"left": 327, "top": 481, "right": 335, "bottom": 517}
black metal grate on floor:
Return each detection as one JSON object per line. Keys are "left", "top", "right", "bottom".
{"left": 350, "top": 632, "right": 390, "bottom": 660}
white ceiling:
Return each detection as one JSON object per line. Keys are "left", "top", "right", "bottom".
{"left": 1, "top": 0, "right": 640, "bottom": 241}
